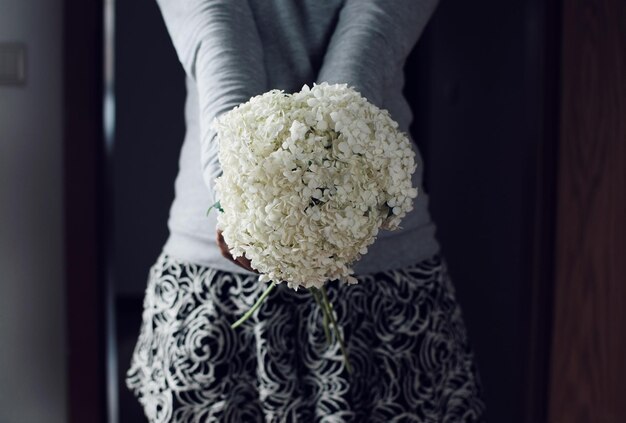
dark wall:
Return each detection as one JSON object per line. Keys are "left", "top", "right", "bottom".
{"left": 113, "top": 0, "right": 185, "bottom": 296}
{"left": 405, "top": 0, "right": 547, "bottom": 421}
{"left": 114, "top": 1, "right": 548, "bottom": 421}
{"left": 113, "top": 1, "right": 186, "bottom": 420}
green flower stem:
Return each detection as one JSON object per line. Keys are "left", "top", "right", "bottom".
{"left": 311, "top": 288, "right": 332, "bottom": 346}
{"left": 231, "top": 281, "right": 276, "bottom": 329}
{"left": 321, "top": 286, "right": 353, "bottom": 374}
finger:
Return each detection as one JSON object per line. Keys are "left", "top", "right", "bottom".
{"left": 216, "top": 230, "right": 237, "bottom": 262}
{"left": 217, "top": 230, "right": 258, "bottom": 273}
{"left": 235, "top": 255, "right": 258, "bottom": 274}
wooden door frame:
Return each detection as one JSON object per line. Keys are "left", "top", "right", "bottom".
{"left": 548, "top": 0, "right": 626, "bottom": 421}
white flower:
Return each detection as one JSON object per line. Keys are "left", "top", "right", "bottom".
{"left": 212, "top": 83, "right": 418, "bottom": 290}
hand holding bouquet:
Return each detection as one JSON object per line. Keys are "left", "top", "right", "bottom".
{"left": 210, "top": 83, "right": 418, "bottom": 371}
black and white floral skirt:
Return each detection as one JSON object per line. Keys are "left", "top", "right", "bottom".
{"left": 126, "top": 253, "right": 485, "bottom": 422}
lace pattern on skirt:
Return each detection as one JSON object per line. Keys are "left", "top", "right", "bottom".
{"left": 126, "top": 253, "right": 485, "bottom": 422}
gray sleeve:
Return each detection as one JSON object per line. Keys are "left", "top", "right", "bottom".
{"left": 316, "top": 0, "right": 439, "bottom": 108}
{"left": 155, "top": 0, "right": 268, "bottom": 192}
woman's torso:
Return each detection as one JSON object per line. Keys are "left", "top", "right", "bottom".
{"left": 162, "top": 0, "right": 440, "bottom": 275}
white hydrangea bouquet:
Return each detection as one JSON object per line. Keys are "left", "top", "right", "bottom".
{"left": 210, "top": 83, "right": 418, "bottom": 371}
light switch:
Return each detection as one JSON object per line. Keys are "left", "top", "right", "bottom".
{"left": 0, "top": 43, "right": 26, "bottom": 85}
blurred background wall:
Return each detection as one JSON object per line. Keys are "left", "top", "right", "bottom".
{"left": 0, "top": 0, "right": 67, "bottom": 422}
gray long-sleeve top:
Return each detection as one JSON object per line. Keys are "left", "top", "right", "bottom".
{"left": 157, "top": 0, "right": 441, "bottom": 276}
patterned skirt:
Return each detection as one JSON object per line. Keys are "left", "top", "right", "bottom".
{"left": 126, "top": 253, "right": 485, "bottom": 422}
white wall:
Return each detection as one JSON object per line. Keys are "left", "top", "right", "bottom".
{"left": 0, "top": 0, "right": 67, "bottom": 422}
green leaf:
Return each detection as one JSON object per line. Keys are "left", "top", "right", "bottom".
{"left": 206, "top": 200, "right": 224, "bottom": 216}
